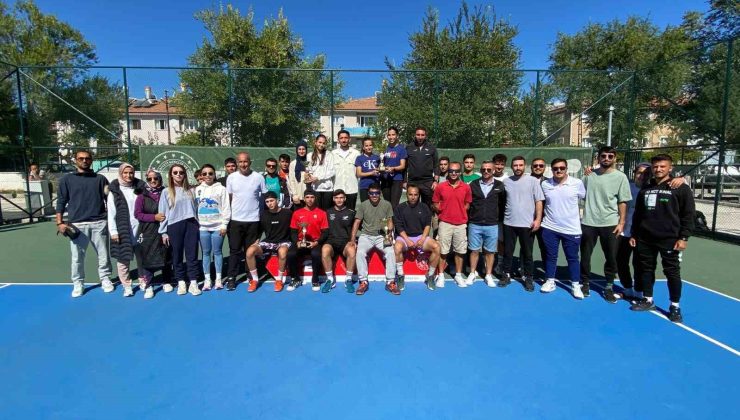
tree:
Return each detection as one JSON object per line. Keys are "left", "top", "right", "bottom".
{"left": 377, "top": 2, "right": 532, "bottom": 148}
{"left": 175, "top": 4, "right": 339, "bottom": 147}
{"left": 549, "top": 17, "right": 697, "bottom": 149}
{"left": 0, "top": 0, "right": 122, "bottom": 154}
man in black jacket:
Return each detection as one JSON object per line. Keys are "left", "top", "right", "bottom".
{"left": 629, "top": 154, "right": 695, "bottom": 323}
{"left": 405, "top": 126, "right": 439, "bottom": 206}
{"left": 467, "top": 161, "right": 506, "bottom": 287}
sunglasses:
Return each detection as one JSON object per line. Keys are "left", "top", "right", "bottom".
{"left": 201, "top": 171, "right": 214, "bottom": 176}
{"left": 146, "top": 177, "right": 160, "bottom": 182}
{"left": 552, "top": 166, "right": 567, "bottom": 172}
{"left": 481, "top": 168, "right": 493, "bottom": 173}
{"left": 76, "top": 157, "right": 92, "bottom": 161}
{"left": 368, "top": 191, "right": 381, "bottom": 196}
{"left": 600, "top": 153, "right": 615, "bottom": 159}
{"left": 266, "top": 165, "right": 276, "bottom": 169}
{"left": 172, "top": 171, "right": 185, "bottom": 176}
{"left": 448, "top": 169, "right": 461, "bottom": 174}
{"left": 532, "top": 164, "right": 545, "bottom": 168}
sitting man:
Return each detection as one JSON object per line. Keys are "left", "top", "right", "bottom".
{"left": 350, "top": 183, "right": 399, "bottom": 295}
{"left": 321, "top": 189, "right": 358, "bottom": 293}
{"left": 393, "top": 183, "right": 440, "bottom": 290}
{"left": 245, "top": 191, "right": 293, "bottom": 293}
{"left": 287, "top": 189, "right": 329, "bottom": 292}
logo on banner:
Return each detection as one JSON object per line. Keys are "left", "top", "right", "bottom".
{"left": 147, "top": 151, "right": 199, "bottom": 182}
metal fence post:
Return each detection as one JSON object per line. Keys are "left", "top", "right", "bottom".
{"left": 122, "top": 67, "right": 133, "bottom": 164}
{"left": 330, "top": 70, "right": 335, "bottom": 148}
{"left": 434, "top": 71, "right": 440, "bottom": 142}
{"left": 531, "top": 70, "right": 541, "bottom": 147}
{"left": 626, "top": 72, "right": 637, "bottom": 150}
{"left": 227, "top": 67, "right": 234, "bottom": 147}
{"left": 711, "top": 38, "right": 734, "bottom": 235}
{"left": 15, "top": 67, "right": 33, "bottom": 223}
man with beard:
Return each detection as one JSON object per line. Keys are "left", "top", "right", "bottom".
{"left": 286, "top": 189, "right": 329, "bottom": 292}
{"left": 406, "top": 126, "right": 439, "bottom": 206}
{"left": 321, "top": 189, "right": 358, "bottom": 293}
{"left": 332, "top": 129, "right": 360, "bottom": 209}
{"left": 466, "top": 161, "right": 505, "bottom": 288}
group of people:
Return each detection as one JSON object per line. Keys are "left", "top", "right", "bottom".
{"left": 55, "top": 126, "right": 696, "bottom": 322}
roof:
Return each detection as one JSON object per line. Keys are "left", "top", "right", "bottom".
{"left": 335, "top": 97, "right": 380, "bottom": 111}
{"left": 127, "top": 99, "right": 182, "bottom": 115}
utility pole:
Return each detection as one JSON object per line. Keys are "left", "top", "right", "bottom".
{"left": 607, "top": 105, "right": 615, "bottom": 147}
{"left": 164, "top": 89, "right": 171, "bottom": 145}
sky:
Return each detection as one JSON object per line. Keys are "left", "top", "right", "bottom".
{"left": 30, "top": 0, "right": 710, "bottom": 99}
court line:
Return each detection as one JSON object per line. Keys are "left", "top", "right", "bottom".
{"left": 683, "top": 280, "right": 740, "bottom": 303}
{"left": 0, "top": 284, "right": 11, "bottom": 289}
{"left": 556, "top": 280, "right": 740, "bottom": 357}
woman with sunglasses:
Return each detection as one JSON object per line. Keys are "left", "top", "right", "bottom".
{"left": 158, "top": 165, "right": 201, "bottom": 296}
{"left": 195, "top": 163, "right": 231, "bottom": 290}
{"left": 134, "top": 169, "right": 172, "bottom": 298}
{"left": 539, "top": 158, "right": 587, "bottom": 298}
{"left": 107, "top": 163, "right": 146, "bottom": 297}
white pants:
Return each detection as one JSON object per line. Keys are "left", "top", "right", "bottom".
{"left": 356, "top": 235, "right": 396, "bottom": 281}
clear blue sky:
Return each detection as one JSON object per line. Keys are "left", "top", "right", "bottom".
{"left": 31, "top": 0, "right": 709, "bottom": 98}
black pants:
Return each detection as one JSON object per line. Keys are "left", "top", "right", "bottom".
{"left": 227, "top": 221, "right": 260, "bottom": 278}
{"left": 534, "top": 228, "right": 546, "bottom": 269}
{"left": 382, "top": 179, "right": 404, "bottom": 208}
{"left": 412, "top": 180, "right": 434, "bottom": 207}
{"left": 359, "top": 189, "right": 369, "bottom": 202}
{"left": 580, "top": 224, "right": 618, "bottom": 285}
{"left": 287, "top": 246, "right": 323, "bottom": 284}
{"left": 637, "top": 239, "right": 682, "bottom": 302}
{"left": 345, "top": 193, "right": 358, "bottom": 210}
{"left": 167, "top": 218, "right": 200, "bottom": 282}
{"left": 316, "top": 191, "right": 333, "bottom": 210}
{"left": 616, "top": 236, "right": 642, "bottom": 290}
{"left": 502, "top": 225, "right": 535, "bottom": 276}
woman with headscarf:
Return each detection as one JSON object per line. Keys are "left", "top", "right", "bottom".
{"left": 158, "top": 164, "right": 201, "bottom": 296}
{"left": 134, "top": 169, "right": 171, "bottom": 298}
{"left": 288, "top": 140, "right": 308, "bottom": 207}
{"left": 107, "top": 163, "right": 146, "bottom": 297}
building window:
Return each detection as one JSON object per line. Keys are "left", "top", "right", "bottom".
{"left": 183, "top": 119, "right": 201, "bottom": 131}
{"left": 582, "top": 137, "right": 592, "bottom": 147}
{"left": 156, "top": 119, "right": 166, "bottom": 130}
{"left": 332, "top": 116, "right": 344, "bottom": 125}
{"left": 131, "top": 119, "right": 141, "bottom": 130}
{"left": 359, "top": 116, "right": 377, "bottom": 127}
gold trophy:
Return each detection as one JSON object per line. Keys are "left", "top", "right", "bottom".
{"left": 382, "top": 217, "right": 393, "bottom": 247}
{"left": 298, "top": 222, "right": 309, "bottom": 248}
{"left": 378, "top": 154, "right": 386, "bottom": 173}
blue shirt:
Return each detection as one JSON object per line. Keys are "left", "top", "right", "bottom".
{"left": 383, "top": 144, "right": 408, "bottom": 181}
{"left": 479, "top": 178, "right": 495, "bottom": 197}
{"left": 355, "top": 153, "right": 381, "bottom": 190}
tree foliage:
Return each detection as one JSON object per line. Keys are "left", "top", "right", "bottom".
{"left": 175, "top": 4, "right": 338, "bottom": 147}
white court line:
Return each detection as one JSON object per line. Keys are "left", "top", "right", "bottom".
{"left": 683, "top": 280, "right": 740, "bottom": 303}
{"left": 556, "top": 280, "right": 740, "bottom": 357}
{"left": 0, "top": 284, "right": 11, "bottom": 289}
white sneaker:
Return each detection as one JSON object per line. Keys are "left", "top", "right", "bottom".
{"left": 202, "top": 279, "right": 212, "bottom": 291}
{"left": 572, "top": 282, "right": 584, "bottom": 299}
{"left": 454, "top": 273, "right": 467, "bottom": 288}
{"left": 144, "top": 286, "right": 154, "bottom": 299}
{"left": 188, "top": 281, "right": 201, "bottom": 296}
{"left": 484, "top": 274, "right": 497, "bottom": 287}
{"left": 177, "top": 281, "right": 187, "bottom": 295}
{"left": 139, "top": 281, "right": 147, "bottom": 293}
{"left": 101, "top": 279, "right": 115, "bottom": 293}
{"left": 71, "top": 281, "right": 84, "bottom": 298}
{"left": 466, "top": 272, "right": 477, "bottom": 286}
{"left": 123, "top": 285, "right": 134, "bottom": 297}
{"left": 162, "top": 283, "right": 174, "bottom": 293}
{"left": 311, "top": 283, "right": 320, "bottom": 292}
{"left": 435, "top": 273, "right": 446, "bottom": 288}
{"left": 214, "top": 278, "right": 223, "bottom": 290}
{"left": 540, "top": 279, "right": 556, "bottom": 293}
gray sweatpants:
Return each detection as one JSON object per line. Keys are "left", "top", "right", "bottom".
{"left": 357, "top": 234, "right": 396, "bottom": 281}
{"left": 69, "top": 220, "right": 112, "bottom": 284}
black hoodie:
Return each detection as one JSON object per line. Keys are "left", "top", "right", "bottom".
{"left": 632, "top": 177, "right": 695, "bottom": 248}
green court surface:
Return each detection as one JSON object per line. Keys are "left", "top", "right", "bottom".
{"left": 1, "top": 220, "right": 738, "bottom": 298}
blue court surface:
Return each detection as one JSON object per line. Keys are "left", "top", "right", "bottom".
{"left": 0, "top": 279, "right": 737, "bottom": 419}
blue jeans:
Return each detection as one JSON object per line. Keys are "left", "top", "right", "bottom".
{"left": 542, "top": 227, "right": 581, "bottom": 281}
{"left": 200, "top": 229, "right": 224, "bottom": 278}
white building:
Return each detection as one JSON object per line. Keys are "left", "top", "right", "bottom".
{"left": 124, "top": 86, "right": 203, "bottom": 145}
{"left": 319, "top": 96, "right": 380, "bottom": 145}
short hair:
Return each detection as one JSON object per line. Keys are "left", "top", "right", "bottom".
{"left": 551, "top": 158, "right": 567, "bottom": 167}
{"left": 337, "top": 129, "right": 350, "bottom": 138}
{"left": 224, "top": 157, "right": 236, "bottom": 166}
{"left": 194, "top": 169, "right": 202, "bottom": 178}
{"left": 439, "top": 156, "right": 450, "bottom": 163}
{"left": 599, "top": 146, "right": 616, "bottom": 155}
{"left": 650, "top": 154, "right": 673, "bottom": 164}
{"left": 30, "top": 162, "right": 39, "bottom": 167}
{"left": 263, "top": 191, "right": 278, "bottom": 201}
{"left": 278, "top": 154, "right": 290, "bottom": 162}
{"left": 265, "top": 157, "right": 277, "bottom": 165}
{"left": 333, "top": 189, "right": 346, "bottom": 197}
{"left": 406, "top": 183, "right": 419, "bottom": 193}
{"left": 492, "top": 154, "right": 507, "bottom": 164}
{"left": 532, "top": 157, "right": 545, "bottom": 164}
{"left": 387, "top": 126, "right": 399, "bottom": 135}
{"left": 75, "top": 149, "right": 92, "bottom": 158}
{"left": 511, "top": 155, "right": 526, "bottom": 165}
{"left": 368, "top": 182, "right": 381, "bottom": 191}
{"left": 449, "top": 161, "right": 462, "bottom": 169}
{"left": 480, "top": 160, "right": 493, "bottom": 166}
{"left": 415, "top": 126, "right": 427, "bottom": 134}
{"left": 463, "top": 154, "right": 476, "bottom": 161}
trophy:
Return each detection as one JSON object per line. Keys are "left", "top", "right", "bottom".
{"left": 378, "top": 153, "right": 386, "bottom": 173}
{"left": 381, "top": 217, "right": 393, "bottom": 247}
{"left": 298, "top": 222, "right": 309, "bottom": 248}
{"left": 303, "top": 162, "right": 314, "bottom": 184}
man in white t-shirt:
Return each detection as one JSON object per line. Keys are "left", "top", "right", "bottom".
{"left": 331, "top": 129, "right": 360, "bottom": 210}
{"left": 224, "top": 151, "right": 267, "bottom": 291}
{"left": 491, "top": 153, "right": 509, "bottom": 276}
{"left": 539, "top": 158, "right": 587, "bottom": 299}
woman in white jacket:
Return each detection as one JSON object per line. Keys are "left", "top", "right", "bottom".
{"left": 195, "top": 163, "right": 231, "bottom": 290}
{"left": 305, "top": 134, "right": 336, "bottom": 210}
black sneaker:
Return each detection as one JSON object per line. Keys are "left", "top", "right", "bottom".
{"left": 630, "top": 299, "right": 656, "bottom": 311}
{"left": 581, "top": 282, "right": 590, "bottom": 298}
{"left": 397, "top": 275, "right": 405, "bottom": 291}
{"left": 225, "top": 277, "right": 237, "bottom": 291}
{"left": 425, "top": 274, "right": 436, "bottom": 291}
{"left": 498, "top": 273, "right": 512, "bottom": 288}
{"left": 604, "top": 287, "right": 617, "bottom": 304}
{"left": 523, "top": 276, "right": 534, "bottom": 292}
{"left": 668, "top": 305, "right": 683, "bottom": 323}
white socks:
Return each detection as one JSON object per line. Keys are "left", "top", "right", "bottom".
{"left": 396, "top": 263, "right": 404, "bottom": 276}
